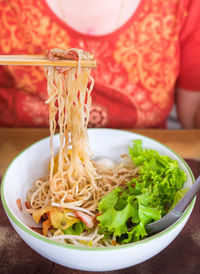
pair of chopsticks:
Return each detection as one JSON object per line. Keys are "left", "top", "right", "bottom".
{"left": 0, "top": 55, "right": 96, "bottom": 68}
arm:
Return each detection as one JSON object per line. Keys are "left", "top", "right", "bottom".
{"left": 175, "top": 1, "right": 200, "bottom": 129}
{"left": 176, "top": 88, "right": 200, "bottom": 129}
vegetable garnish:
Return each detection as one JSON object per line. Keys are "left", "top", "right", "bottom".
{"left": 97, "top": 140, "right": 187, "bottom": 244}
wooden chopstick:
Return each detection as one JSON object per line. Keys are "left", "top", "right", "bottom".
{"left": 0, "top": 55, "right": 96, "bottom": 67}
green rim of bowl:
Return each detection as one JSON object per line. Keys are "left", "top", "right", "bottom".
{"left": 1, "top": 129, "right": 196, "bottom": 251}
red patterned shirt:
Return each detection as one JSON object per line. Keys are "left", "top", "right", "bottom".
{"left": 0, "top": 0, "right": 200, "bottom": 128}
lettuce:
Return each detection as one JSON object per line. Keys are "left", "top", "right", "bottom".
{"left": 129, "top": 140, "right": 186, "bottom": 214}
{"left": 63, "top": 222, "right": 86, "bottom": 235}
{"left": 97, "top": 140, "right": 186, "bottom": 244}
{"left": 169, "top": 188, "right": 189, "bottom": 211}
{"left": 98, "top": 189, "right": 139, "bottom": 236}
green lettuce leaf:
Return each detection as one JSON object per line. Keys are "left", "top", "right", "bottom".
{"left": 129, "top": 140, "right": 186, "bottom": 214}
{"left": 97, "top": 140, "right": 187, "bottom": 244}
{"left": 169, "top": 188, "right": 189, "bottom": 211}
{"left": 138, "top": 204, "right": 161, "bottom": 225}
{"left": 98, "top": 187, "right": 121, "bottom": 212}
{"left": 98, "top": 191, "right": 139, "bottom": 236}
{"left": 63, "top": 222, "right": 86, "bottom": 235}
{"left": 121, "top": 222, "right": 147, "bottom": 244}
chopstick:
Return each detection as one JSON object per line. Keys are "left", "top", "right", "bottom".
{"left": 0, "top": 55, "right": 96, "bottom": 68}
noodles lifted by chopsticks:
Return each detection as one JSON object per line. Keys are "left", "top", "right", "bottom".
{"left": 27, "top": 48, "right": 136, "bottom": 214}
{"left": 25, "top": 48, "right": 139, "bottom": 247}
{"left": 47, "top": 48, "right": 97, "bottom": 203}
{"left": 28, "top": 48, "right": 98, "bottom": 210}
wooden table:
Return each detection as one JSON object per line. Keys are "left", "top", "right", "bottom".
{"left": 0, "top": 129, "right": 200, "bottom": 274}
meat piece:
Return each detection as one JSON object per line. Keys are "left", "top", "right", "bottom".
{"left": 47, "top": 49, "right": 79, "bottom": 61}
{"left": 25, "top": 201, "right": 31, "bottom": 209}
{"left": 30, "top": 227, "right": 43, "bottom": 235}
{"left": 16, "top": 199, "right": 22, "bottom": 211}
{"left": 74, "top": 210, "right": 94, "bottom": 228}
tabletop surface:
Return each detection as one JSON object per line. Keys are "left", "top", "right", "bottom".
{"left": 0, "top": 128, "right": 200, "bottom": 274}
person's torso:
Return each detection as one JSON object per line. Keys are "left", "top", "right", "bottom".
{"left": 0, "top": 0, "right": 188, "bottom": 128}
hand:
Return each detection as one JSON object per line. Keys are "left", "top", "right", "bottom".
{"left": 176, "top": 88, "right": 200, "bottom": 128}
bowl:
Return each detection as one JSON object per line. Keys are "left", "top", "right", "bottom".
{"left": 1, "top": 129, "right": 195, "bottom": 271}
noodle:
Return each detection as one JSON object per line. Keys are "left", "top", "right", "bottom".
{"left": 26, "top": 48, "right": 139, "bottom": 247}
{"left": 28, "top": 49, "right": 97, "bottom": 210}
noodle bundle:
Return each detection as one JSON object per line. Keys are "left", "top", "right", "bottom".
{"left": 26, "top": 48, "right": 139, "bottom": 247}
{"left": 27, "top": 48, "right": 136, "bottom": 214}
{"left": 45, "top": 48, "right": 97, "bottom": 209}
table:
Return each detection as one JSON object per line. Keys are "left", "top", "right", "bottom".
{"left": 0, "top": 129, "right": 200, "bottom": 274}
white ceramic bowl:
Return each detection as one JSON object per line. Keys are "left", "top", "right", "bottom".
{"left": 1, "top": 129, "right": 195, "bottom": 272}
